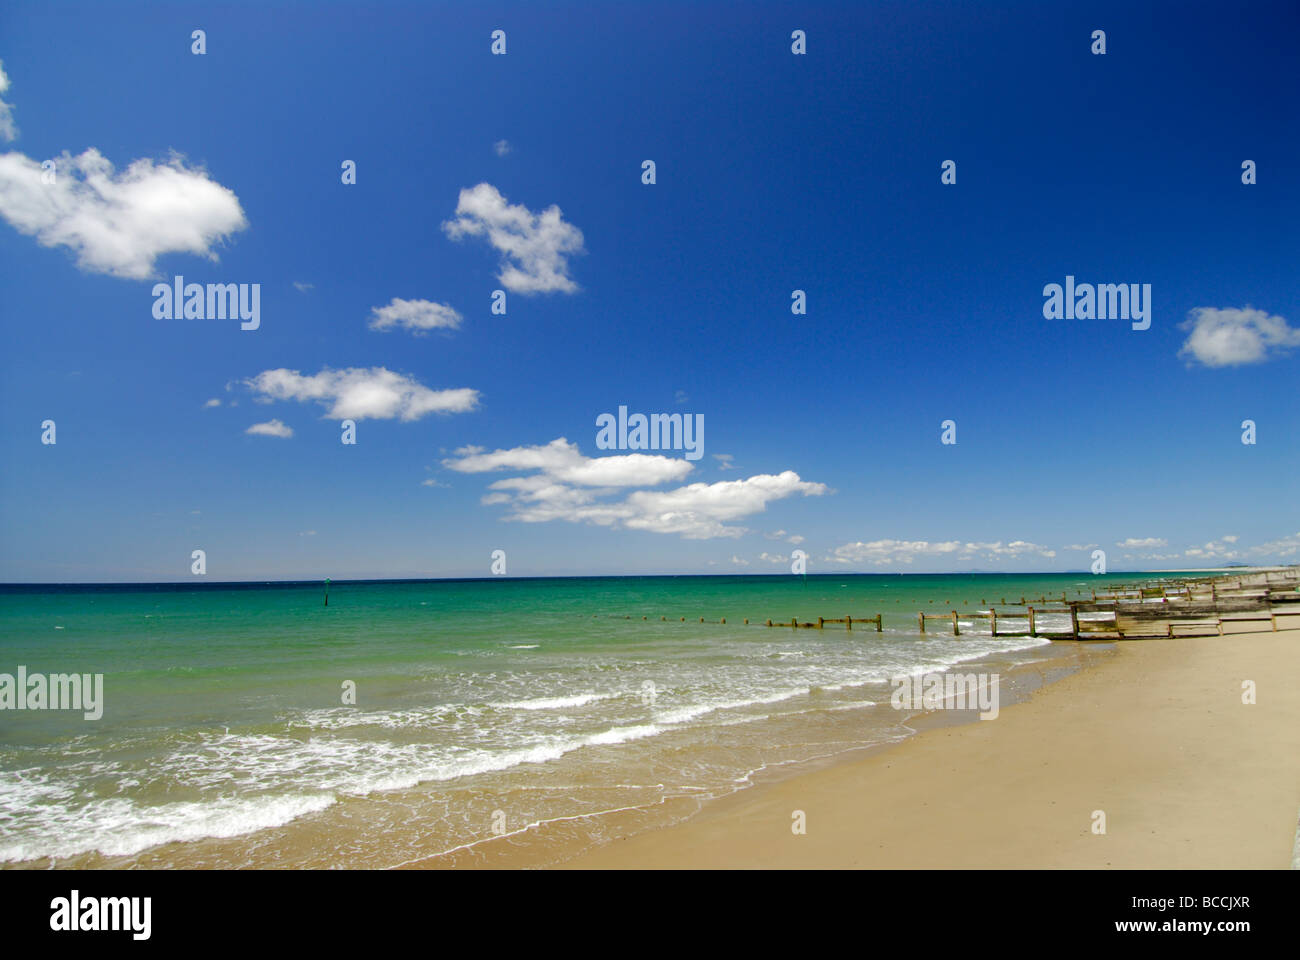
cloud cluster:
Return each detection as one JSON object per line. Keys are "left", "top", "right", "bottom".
{"left": 447, "top": 438, "right": 692, "bottom": 487}
{"left": 1179, "top": 307, "right": 1300, "bottom": 368}
{"left": 1184, "top": 535, "right": 1239, "bottom": 560}
{"left": 368, "top": 298, "right": 462, "bottom": 334}
{"left": 442, "top": 183, "right": 584, "bottom": 294}
{"left": 0, "top": 148, "right": 247, "bottom": 279}
{"left": 444, "top": 439, "right": 826, "bottom": 538}
{"left": 1115, "top": 537, "right": 1167, "bottom": 549}
{"left": 245, "top": 367, "right": 479, "bottom": 421}
{"left": 827, "top": 539, "right": 1055, "bottom": 566}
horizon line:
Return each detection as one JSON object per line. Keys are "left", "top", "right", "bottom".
{"left": 0, "top": 565, "right": 1286, "bottom": 589}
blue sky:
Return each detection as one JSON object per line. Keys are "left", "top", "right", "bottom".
{"left": 1, "top": 0, "right": 1297, "bottom": 581}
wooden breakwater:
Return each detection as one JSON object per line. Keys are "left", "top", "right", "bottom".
{"left": 599, "top": 567, "right": 1299, "bottom": 641}
{"left": 924, "top": 568, "right": 1300, "bottom": 640}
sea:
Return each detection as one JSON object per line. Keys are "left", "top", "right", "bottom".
{"left": 0, "top": 572, "right": 1181, "bottom": 868}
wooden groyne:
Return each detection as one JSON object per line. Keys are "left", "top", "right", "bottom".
{"left": 597, "top": 568, "right": 1299, "bottom": 641}
{"left": 765, "top": 615, "right": 883, "bottom": 631}
{"left": 933, "top": 569, "right": 1300, "bottom": 640}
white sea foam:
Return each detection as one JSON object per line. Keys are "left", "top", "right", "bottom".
{"left": 489, "top": 692, "right": 616, "bottom": 711}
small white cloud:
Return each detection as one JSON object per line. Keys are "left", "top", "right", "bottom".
{"left": 729, "top": 555, "right": 750, "bottom": 566}
{"left": 713, "top": 453, "right": 736, "bottom": 471}
{"left": 421, "top": 478, "right": 449, "bottom": 488}
{"left": 1116, "top": 537, "right": 1167, "bottom": 549}
{"left": 298, "top": 530, "right": 316, "bottom": 536}
{"left": 245, "top": 367, "right": 479, "bottom": 422}
{"left": 293, "top": 281, "right": 314, "bottom": 292}
{"left": 493, "top": 139, "right": 512, "bottom": 157}
{"left": 442, "top": 183, "right": 584, "bottom": 294}
{"left": 203, "top": 398, "right": 222, "bottom": 408}
{"left": 0, "top": 60, "right": 17, "bottom": 141}
{"left": 674, "top": 390, "right": 689, "bottom": 404}
{"left": 368, "top": 298, "right": 462, "bottom": 334}
{"left": 1178, "top": 307, "right": 1300, "bottom": 368}
{"left": 246, "top": 419, "right": 293, "bottom": 438}
{"left": 0, "top": 148, "right": 247, "bottom": 279}
{"left": 1063, "top": 543, "right": 1099, "bottom": 551}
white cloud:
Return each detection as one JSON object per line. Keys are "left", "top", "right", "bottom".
{"left": 445, "top": 438, "right": 826, "bottom": 539}
{"left": 729, "top": 555, "right": 750, "bottom": 566}
{"left": 827, "top": 538, "right": 1055, "bottom": 566}
{"left": 0, "top": 148, "right": 247, "bottom": 279}
{"left": 368, "top": 297, "right": 462, "bottom": 334}
{"left": 1116, "top": 537, "right": 1167, "bottom": 549}
{"left": 616, "top": 472, "right": 828, "bottom": 539}
{"left": 1178, "top": 307, "right": 1300, "bottom": 368}
{"left": 442, "top": 183, "right": 584, "bottom": 294}
{"left": 245, "top": 367, "right": 479, "bottom": 421}
{"left": 493, "top": 139, "right": 512, "bottom": 156}
{"left": 0, "top": 60, "right": 16, "bottom": 141}
{"left": 1063, "top": 543, "right": 1098, "bottom": 551}
{"left": 674, "top": 390, "right": 689, "bottom": 404}
{"left": 202, "top": 398, "right": 222, "bottom": 408}
{"left": 1247, "top": 531, "right": 1300, "bottom": 559}
{"left": 293, "top": 281, "right": 314, "bottom": 292}
{"left": 444, "top": 437, "right": 691, "bottom": 487}
{"left": 246, "top": 419, "right": 293, "bottom": 438}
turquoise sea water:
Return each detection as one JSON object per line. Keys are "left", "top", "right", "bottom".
{"left": 0, "top": 573, "right": 1182, "bottom": 867}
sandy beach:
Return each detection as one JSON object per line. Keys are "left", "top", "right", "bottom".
{"left": 561, "top": 618, "right": 1300, "bottom": 869}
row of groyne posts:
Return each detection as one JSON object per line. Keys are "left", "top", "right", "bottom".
{"left": 605, "top": 568, "right": 1300, "bottom": 641}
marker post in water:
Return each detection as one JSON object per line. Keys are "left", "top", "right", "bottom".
{"left": 324, "top": 578, "right": 330, "bottom": 607}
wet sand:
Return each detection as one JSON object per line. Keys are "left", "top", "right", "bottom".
{"left": 559, "top": 620, "right": 1300, "bottom": 868}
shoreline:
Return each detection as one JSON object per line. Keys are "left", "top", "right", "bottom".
{"left": 555, "top": 620, "right": 1300, "bottom": 869}
{"left": 395, "top": 635, "right": 1110, "bottom": 869}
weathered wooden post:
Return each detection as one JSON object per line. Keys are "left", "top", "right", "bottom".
{"left": 846, "top": 615, "right": 852, "bottom": 631}
{"left": 990, "top": 608, "right": 998, "bottom": 637}
{"left": 766, "top": 619, "right": 772, "bottom": 627}
{"left": 918, "top": 612, "right": 925, "bottom": 633}
{"left": 817, "top": 617, "right": 824, "bottom": 629}
{"left": 951, "top": 611, "right": 960, "bottom": 636}
{"left": 1070, "top": 604, "right": 1080, "bottom": 638}
{"left": 875, "top": 614, "right": 882, "bottom": 632}
{"left": 1027, "top": 607, "right": 1036, "bottom": 636}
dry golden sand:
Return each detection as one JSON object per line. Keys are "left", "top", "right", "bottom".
{"left": 559, "top": 620, "right": 1300, "bottom": 869}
